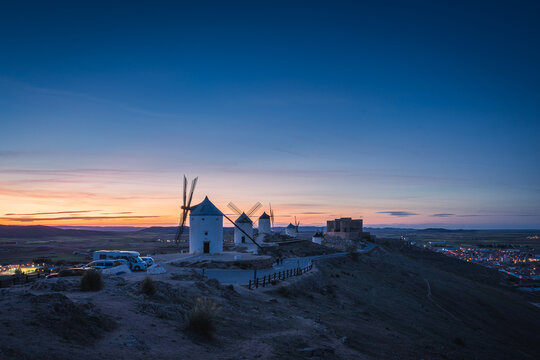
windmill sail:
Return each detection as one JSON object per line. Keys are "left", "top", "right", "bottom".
{"left": 175, "top": 175, "right": 198, "bottom": 244}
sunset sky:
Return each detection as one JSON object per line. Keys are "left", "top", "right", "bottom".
{"left": 1, "top": 1, "right": 539, "bottom": 229}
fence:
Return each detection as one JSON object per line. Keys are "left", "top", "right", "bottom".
{"left": 248, "top": 262, "right": 313, "bottom": 289}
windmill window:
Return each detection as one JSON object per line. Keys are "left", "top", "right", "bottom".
{"left": 205, "top": 231, "right": 208, "bottom": 236}
{"left": 202, "top": 218, "right": 205, "bottom": 221}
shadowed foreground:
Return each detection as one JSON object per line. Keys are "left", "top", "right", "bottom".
{"left": 1, "top": 241, "right": 539, "bottom": 359}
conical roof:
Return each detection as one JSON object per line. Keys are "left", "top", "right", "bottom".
{"left": 286, "top": 223, "right": 296, "bottom": 229}
{"left": 236, "top": 212, "right": 253, "bottom": 224}
{"left": 190, "top": 196, "right": 224, "bottom": 216}
{"left": 259, "top": 212, "right": 270, "bottom": 220}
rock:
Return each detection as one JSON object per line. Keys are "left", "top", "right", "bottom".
{"left": 297, "top": 346, "right": 334, "bottom": 356}
{"left": 147, "top": 265, "right": 166, "bottom": 275}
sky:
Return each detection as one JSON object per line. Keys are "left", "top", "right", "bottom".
{"left": 1, "top": 1, "right": 539, "bottom": 229}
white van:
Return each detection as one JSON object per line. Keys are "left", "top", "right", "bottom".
{"left": 87, "top": 259, "right": 125, "bottom": 270}
{"left": 93, "top": 250, "right": 148, "bottom": 271}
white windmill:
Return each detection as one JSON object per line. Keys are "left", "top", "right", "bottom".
{"left": 174, "top": 175, "right": 224, "bottom": 254}
{"left": 257, "top": 202, "right": 275, "bottom": 235}
{"left": 312, "top": 229, "right": 325, "bottom": 244}
{"left": 227, "top": 202, "right": 261, "bottom": 245}
{"left": 285, "top": 216, "right": 300, "bottom": 237}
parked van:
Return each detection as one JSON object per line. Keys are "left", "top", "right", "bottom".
{"left": 93, "top": 250, "right": 148, "bottom": 271}
{"left": 87, "top": 260, "right": 124, "bottom": 270}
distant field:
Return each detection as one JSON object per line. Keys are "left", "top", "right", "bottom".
{"left": 0, "top": 225, "right": 238, "bottom": 264}
{"left": 2, "top": 225, "right": 539, "bottom": 264}
{"left": 368, "top": 228, "right": 540, "bottom": 248}
{"left": 0, "top": 228, "right": 185, "bottom": 264}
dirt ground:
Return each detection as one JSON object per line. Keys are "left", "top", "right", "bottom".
{"left": 1, "top": 241, "right": 539, "bottom": 359}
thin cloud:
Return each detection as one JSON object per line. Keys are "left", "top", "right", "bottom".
{"left": 0, "top": 215, "right": 160, "bottom": 222}
{"left": 5, "top": 210, "right": 101, "bottom": 216}
{"left": 377, "top": 211, "right": 419, "bottom": 217}
{"left": 457, "top": 214, "right": 537, "bottom": 217}
{"left": 432, "top": 213, "right": 454, "bottom": 217}
{"left": 101, "top": 212, "right": 133, "bottom": 215}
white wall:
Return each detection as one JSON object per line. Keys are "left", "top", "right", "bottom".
{"left": 312, "top": 236, "right": 322, "bottom": 245}
{"left": 234, "top": 222, "right": 253, "bottom": 245}
{"left": 189, "top": 215, "right": 223, "bottom": 254}
{"left": 285, "top": 227, "right": 297, "bottom": 237}
{"left": 258, "top": 218, "right": 271, "bottom": 234}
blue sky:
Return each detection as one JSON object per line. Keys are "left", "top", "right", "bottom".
{"left": 1, "top": 1, "right": 539, "bottom": 228}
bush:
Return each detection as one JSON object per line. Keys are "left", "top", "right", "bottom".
{"left": 277, "top": 286, "right": 291, "bottom": 297}
{"left": 140, "top": 277, "right": 156, "bottom": 296}
{"left": 80, "top": 270, "right": 103, "bottom": 291}
{"left": 13, "top": 267, "right": 24, "bottom": 277}
{"left": 58, "top": 269, "right": 77, "bottom": 277}
{"left": 187, "top": 297, "right": 219, "bottom": 338}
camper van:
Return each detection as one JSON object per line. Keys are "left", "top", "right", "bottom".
{"left": 93, "top": 250, "right": 147, "bottom": 271}
{"left": 87, "top": 259, "right": 125, "bottom": 270}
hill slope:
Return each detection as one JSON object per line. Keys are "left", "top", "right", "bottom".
{"left": 0, "top": 225, "right": 117, "bottom": 238}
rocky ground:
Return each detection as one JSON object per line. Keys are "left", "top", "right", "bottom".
{"left": 1, "top": 240, "right": 539, "bottom": 359}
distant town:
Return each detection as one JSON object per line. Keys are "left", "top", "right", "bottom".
{"left": 410, "top": 238, "right": 540, "bottom": 288}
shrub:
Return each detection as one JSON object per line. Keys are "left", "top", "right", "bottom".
{"left": 187, "top": 297, "right": 219, "bottom": 338}
{"left": 13, "top": 267, "right": 24, "bottom": 277}
{"left": 80, "top": 270, "right": 103, "bottom": 291}
{"left": 58, "top": 269, "right": 76, "bottom": 277}
{"left": 140, "top": 277, "right": 156, "bottom": 296}
{"left": 453, "top": 337, "right": 465, "bottom": 347}
{"left": 277, "top": 286, "right": 291, "bottom": 297}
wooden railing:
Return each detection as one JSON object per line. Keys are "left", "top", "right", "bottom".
{"left": 248, "top": 262, "right": 313, "bottom": 289}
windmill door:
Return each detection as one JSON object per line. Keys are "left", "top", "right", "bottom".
{"left": 203, "top": 241, "right": 210, "bottom": 253}
{"left": 241, "top": 236, "right": 245, "bottom": 243}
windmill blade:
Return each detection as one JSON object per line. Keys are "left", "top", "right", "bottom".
{"left": 222, "top": 213, "right": 262, "bottom": 250}
{"left": 176, "top": 175, "right": 197, "bottom": 245}
{"left": 227, "top": 202, "right": 242, "bottom": 216}
{"left": 175, "top": 209, "right": 187, "bottom": 243}
{"left": 186, "top": 177, "right": 198, "bottom": 209}
{"left": 183, "top": 175, "right": 187, "bottom": 209}
{"left": 269, "top": 203, "right": 274, "bottom": 227}
{"left": 246, "top": 202, "right": 262, "bottom": 217}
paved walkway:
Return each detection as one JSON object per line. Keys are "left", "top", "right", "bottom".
{"left": 199, "top": 243, "right": 377, "bottom": 285}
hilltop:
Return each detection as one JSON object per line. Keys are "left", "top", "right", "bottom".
{"left": 0, "top": 225, "right": 119, "bottom": 238}
{"left": 1, "top": 240, "right": 539, "bottom": 359}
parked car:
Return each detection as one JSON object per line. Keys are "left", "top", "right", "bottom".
{"left": 141, "top": 256, "right": 154, "bottom": 267}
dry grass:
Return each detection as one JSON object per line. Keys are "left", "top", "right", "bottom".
{"left": 80, "top": 270, "right": 102, "bottom": 291}
{"left": 187, "top": 297, "right": 219, "bottom": 338}
{"left": 140, "top": 277, "right": 156, "bottom": 296}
